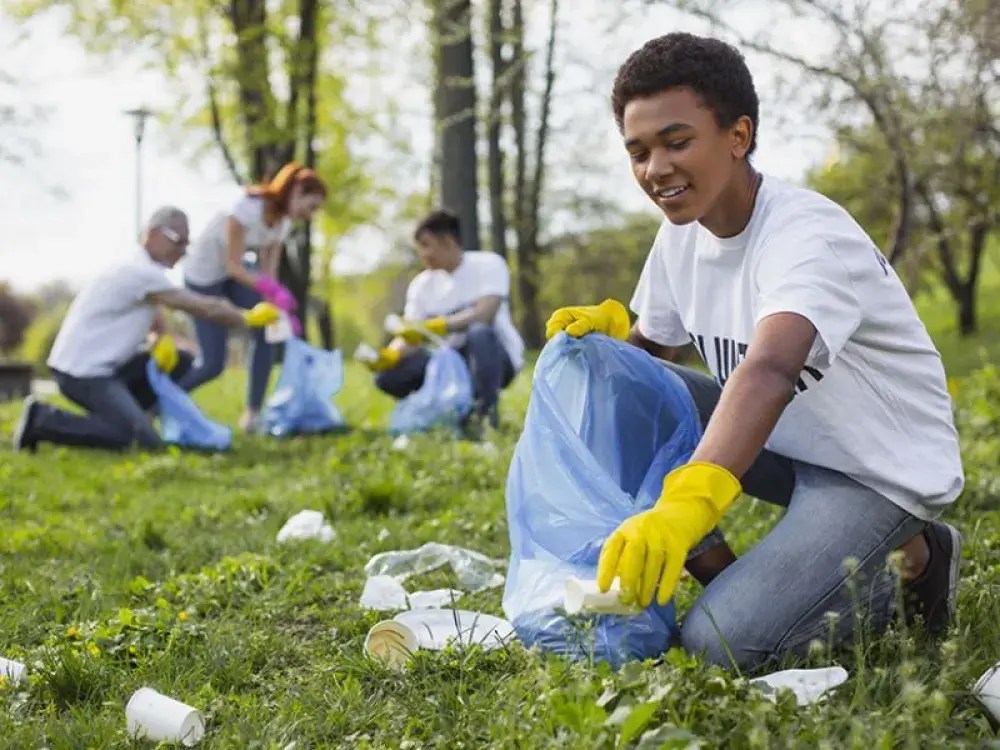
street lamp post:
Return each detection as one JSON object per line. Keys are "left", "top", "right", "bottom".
{"left": 124, "top": 107, "right": 154, "bottom": 237}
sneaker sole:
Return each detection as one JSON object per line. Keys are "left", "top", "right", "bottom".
{"left": 12, "top": 397, "right": 37, "bottom": 453}
{"left": 944, "top": 524, "right": 963, "bottom": 620}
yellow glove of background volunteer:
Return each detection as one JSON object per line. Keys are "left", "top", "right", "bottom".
{"left": 597, "top": 462, "right": 742, "bottom": 607}
{"left": 150, "top": 334, "right": 178, "bottom": 373}
{"left": 243, "top": 302, "right": 281, "bottom": 328}
{"left": 366, "top": 347, "right": 402, "bottom": 373}
{"left": 398, "top": 316, "right": 448, "bottom": 344}
{"left": 545, "top": 299, "right": 631, "bottom": 340}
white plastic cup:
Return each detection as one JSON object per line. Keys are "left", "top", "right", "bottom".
{"left": 364, "top": 620, "right": 419, "bottom": 671}
{"left": 354, "top": 343, "right": 380, "bottom": 364}
{"left": 384, "top": 313, "right": 404, "bottom": 335}
{"left": 265, "top": 313, "right": 293, "bottom": 344}
{"left": 0, "top": 657, "right": 26, "bottom": 684}
{"left": 564, "top": 576, "right": 641, "bottom": 616}
{"left": 126, "top": 687, "right": 205, "bottom": 747}
{"left": 974, "top": 662, "right": 1000, "bottom": 727}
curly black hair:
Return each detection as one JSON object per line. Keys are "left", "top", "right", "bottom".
{"left": 611, "top": 33, "right": 759, "bottom": 155}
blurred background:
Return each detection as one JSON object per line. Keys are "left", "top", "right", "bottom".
{"left": 0, "top": 0, "right": 996, "bottom": 380}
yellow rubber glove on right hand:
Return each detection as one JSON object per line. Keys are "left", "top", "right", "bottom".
{"left": 243, "top": 302, "right": 281, "bottom": 328}
{"left": 366, "top": 347, "right": 402, "bottom": 373}
{"left": 545, "top": 299, "right": 631, "bottom": 340}
{"left": 597, "top": 462, "right": 742, "bottom": 607}
{"left": 150, "top": 334, "right": 178, "bottom": 373}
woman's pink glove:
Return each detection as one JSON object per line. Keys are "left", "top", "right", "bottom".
{"left": 254, "top": 274, "right": 298, "bottom": 312}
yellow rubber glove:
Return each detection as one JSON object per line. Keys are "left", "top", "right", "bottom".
{"left": 366, "top": 347, "right": 402, "bottom": 373}
{"left": 243, "top": 302, "right": 281, "bottom": 328}
{"left": 398, "top": 317, "right": 448, "bottom": 344}
{"left": 597, "top": 462, "right": 742, "bottom": 607}
{"left": 150, "top": 334, "right": 178, "bottom": 373}
{"left": 545, "top": 299, "right": 631, "bottom": 340}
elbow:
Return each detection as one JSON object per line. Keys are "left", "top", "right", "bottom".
{"left": 736, "top": 357, "right": 799, "bottom": 402}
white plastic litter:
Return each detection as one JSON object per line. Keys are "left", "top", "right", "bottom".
{"left": 354, "top": 343, "right": 380, "bottom": 364}
{"left": 364, "top": 620, "right": 418, "bottom": 671}
{"left": 126, "top": 687, "right": 205, "bottom": 746}
{"left": 408, "top": 588, "right": 464, "bottom": 609}
{"left": 974, "top": 662, "right": 1000, "bottom": 724}
{"left": 276, "top": 510, "right": 336, "bottom": 543}
{"left": 364, "top": 608, "right": 515, "bottom": 668}
{"left": 392, "top": 435, "right": 411, "bottom": 451}
{"left": 0, "top": 657, "right": 26, "bottom": 684}
{"left": 384, "top": 313, "right": 405, "bottom": 335}
{"left": 265, "top": 313, "right": 294, "bottom": 344}
{"left": 364, "top": 542, "right": 505, "bottom": 592}
{"left": 750, "top": 666, "right": 848, "bottom": 706}
{"left": 360, "top": 575, "right": 409, "bottom": 611}
{"left": 563, "top": 576, "right": 640, "bottom": 616}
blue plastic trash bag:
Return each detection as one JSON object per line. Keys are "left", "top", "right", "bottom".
{"left": 389, "top": 347, "right": 473, "bottom": 435}
{"left": 264, "top": 339, "right": 346, "bottom": 437}
{"left": 145, "top": 359, "right": 233, "bottom": 451}
{"left": 503, "top": 333, "right": 702, "bottom": 667}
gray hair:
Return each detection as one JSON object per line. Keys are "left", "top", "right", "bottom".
{"left": 146, "top": 205, "right": 188, "bottom": 231}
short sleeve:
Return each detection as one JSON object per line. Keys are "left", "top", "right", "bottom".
{"left": 130, "top": 262, "right": 175, "bottom": 303}
{"left": 629, "top": 224, "right": 689, "bottom": 346}
{"left": 230, "top": 195, "right": 264, "bottom": 229}
{"left": 403, "top": 275, "right": 426, "bottom": 320}
{"left": 475, "top": 253, "right": 510, "bottom": 298}
{"left": 754, "top": 230, "right": 862, "bottom": 370}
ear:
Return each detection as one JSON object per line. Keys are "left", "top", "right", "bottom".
{"left": 731, "top": 115, "right": 754, "bottom": 159}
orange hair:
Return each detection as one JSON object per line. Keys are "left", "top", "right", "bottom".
{"left": 247, "top": 162, "right": 328, "bottom": 225}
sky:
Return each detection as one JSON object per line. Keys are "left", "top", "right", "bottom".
{"left": 0, "top": 2, "right": 834, "bottom": 294}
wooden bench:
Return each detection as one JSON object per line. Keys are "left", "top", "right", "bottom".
{"left": 0, "top": 363, "right": 33, "bottom": 403}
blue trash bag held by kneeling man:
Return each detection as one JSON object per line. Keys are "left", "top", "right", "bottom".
{"left": 503, "top": 333, "right": 702, "bottom": 667}
{"left": 264, "top": 339, "right": 346, "bottom": 437}
{"left": 389, "top": 347, "right": 473, "bottom": 435}
{"left": 146, "top": 359, "right": 233, "bottom": 451}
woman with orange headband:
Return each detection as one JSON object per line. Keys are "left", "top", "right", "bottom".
{"left": 179, "top": 162, "right": 327, "bottom": 432}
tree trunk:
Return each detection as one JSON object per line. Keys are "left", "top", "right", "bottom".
{"left": 509, "top": 0, "right": 528, "bottom": 330}
{"left": 958, "top": 284, "right": 977, "bottom": 336}
{"left": 229, "top": 0, "right": 280, "bottom": 179}
{"left": 486, "top": 0, "right": 508, "bottom": 258}
{"left": 432, "top": 0, "right": 481, "bottom": 250}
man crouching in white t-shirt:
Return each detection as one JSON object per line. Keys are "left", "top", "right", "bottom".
{"left": 363, "top": 209, "right": 525, "bottom": 431}
{"left": 12, "top": 206, "right": 280, "bottom": 452}
{"left": 546, "top": 33, "right": 964, "bottom": 669}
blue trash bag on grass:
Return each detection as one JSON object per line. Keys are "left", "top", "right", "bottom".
{"left": 145, "top": 359, "right": 233, "bottom": 451}
{"left": 389, "top": 346, "right": 473, "bottom": 435}
{"left": 264, "top": 339, "right": 346, "bottom": 437}
{"left": 503, "top": 333, "right": 702, "bottom": 667}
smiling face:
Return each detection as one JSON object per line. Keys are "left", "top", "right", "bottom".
{"left": 623, "top": 86, "right": 753, "bottom": 230}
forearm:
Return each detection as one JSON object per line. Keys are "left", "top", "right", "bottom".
{"left": 443, "top": 296, "right": 502, "bottom": 332}
{"left": 627, "top": 324, "right": 681, "bottom": 362}
{"left": 690, "top": 357, "right": 796, "bottom": 478}
{"left": 226, "top": 260, "right": 259, "bottom": 289}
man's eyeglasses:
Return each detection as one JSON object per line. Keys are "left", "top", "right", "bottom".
{"left": 160, "top": 226, "right": 190, "bottom": 246}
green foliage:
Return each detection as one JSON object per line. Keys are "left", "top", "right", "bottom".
{"left": 538, "top": 212, "right": 661, "bottom": 312}
{"left": 0, "top": 355, "right": 999, "bottom": 746}
{"left": 15, "top": 301, "right": 66, "bottom": 371}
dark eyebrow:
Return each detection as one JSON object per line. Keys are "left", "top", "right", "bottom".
{"left": 624, "top": 123, "right": 692, "bottom": 149}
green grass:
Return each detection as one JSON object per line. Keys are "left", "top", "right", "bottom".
{"left": 2, "top": 360, "right": 1000, "bottom": 748}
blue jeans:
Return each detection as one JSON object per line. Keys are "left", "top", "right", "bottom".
{"left": 34, "top": 351, "right": 193, "bottom": 450}
{"left": 375, "top": 323, "right": 515, "bottom": 424}
{"left": 664, "top": 363, "right": 925, "bottom": 671}
{"left": 178, "top": 278, "right": 274, "bottom": 411}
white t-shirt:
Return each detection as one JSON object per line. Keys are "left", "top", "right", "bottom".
{"left": 404, "top": 251, "right": 525, "bottom": 371}
{"left": 48, "top": 250, "right": 175, "bottom": 378}
{"left": 183, "top": 195, "right": 293, "bottom": 286}
{"left": 630, "top": 175, "right": 963, "bottom": 520}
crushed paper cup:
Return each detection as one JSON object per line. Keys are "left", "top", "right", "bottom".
{"left": 974, "top": 662, "right": 1000, "bottom": 726}
{"left": 276, "top": 510, "right": 335, "bottom": 543}
{"left": 265, "top": 313, "right": 294, "bottom": 344}
{"left": 391, "top": 435, "right": 411, "bottom": 451}
{"left": 750, "top": 666, "right": 848, "bottom": 706}
{"left": 354, "top": 343, "right": 380, "bottom": 364}
{"left": 360, "top": 575, "right": 409, "bottom": 611}
{"left": 364, "top": 620, "right": 418, "bottom": 671}
{"left": 0, "top": 657, "right": 27, "bottom": 684}
{"left": 564, "top": 576, "right": 641, "bottom": 616}
{"left": 393, "top": 609, "right": 514, "bottom": 651}
{"left": 408, "top": 589, "right": 464, "bottom": 609}
{"left": 126, "top": 687, "right": 205, "bottom": 746}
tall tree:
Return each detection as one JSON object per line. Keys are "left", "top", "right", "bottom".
{"left": 485, "top": 0, "right": 508, "bottom": 258}
{"left": 431, "top": 0, "right": 481, "bottom": 250}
